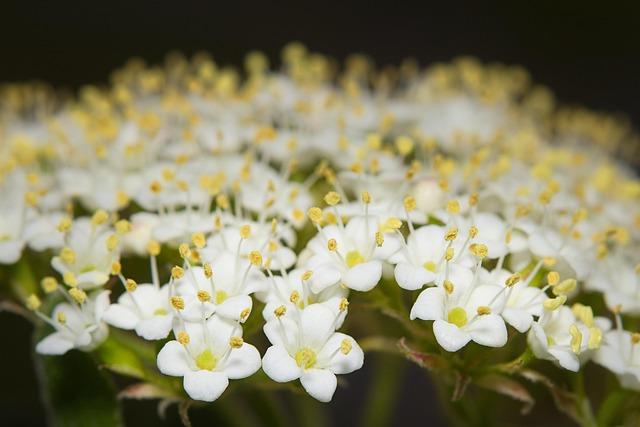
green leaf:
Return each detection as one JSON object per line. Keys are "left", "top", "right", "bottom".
{"left": 34, "top": 345, "right": 122, "bottom": 427}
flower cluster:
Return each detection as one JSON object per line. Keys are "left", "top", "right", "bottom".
{"left": 4, "top": 44, "right": 640, "bottom": 407}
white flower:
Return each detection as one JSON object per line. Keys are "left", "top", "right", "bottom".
{"left": 172, "top": 251, "right": 265, "bottom": 322}
{"left": 389, "top": 225, "right": 447, "bottom": 290}
{"left": 157, "top": 316, "right": 261, "bottom": 402}
{"left": 102, "top": 284, "right": 173, "bottom": 340}
{"left": 302, "top": 215, "right": 401, "bottom": 292}
{"left": 51, "top": 217, "right": 120, "bottom": 289}
{"left": 410, "top": 265, "right": 508, "bottom": 352}
{"left": 593, "top": 329, "right": 640, "bottom": 391}
{"left": 262, "top": 304, "right": 363, "bottom": 402}
{"left": 586, "top": 261, "right": 640, "bottom": 314}
{"left": 36, "top": 290, "right": 110, "bottom": 355}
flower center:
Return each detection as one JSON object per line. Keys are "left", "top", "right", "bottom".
{"left": 195, "top": 349, "right": 217, "bottom": 371}
{"left": 447, "top": 307, "right": 468, "bottom": 328}
{"left": 345, "top": 250, "right": 365, "bottom": 268}
{"left": 423, "top": 261, "right": 437, "bottom": 272}
{"left": 153, "top": 308, "right": 168, "bottom": 316}
{"left": 215, "top": 290, "right": 228, "bottom": 304}
{"left": 294, "top": 347, "right": 317, "bottom": 369}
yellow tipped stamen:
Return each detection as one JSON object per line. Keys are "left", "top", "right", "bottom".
{"left": 115, "top": 219, "right": 131, "bottom": 234}
{"left": 147, "top": 240, "right": 161, "bottom": 256}
{"left": 631, "top": 333, "right": 640, "bottom": 345}
{"left": 324, "top": 191, "right": 341, "bottom": 206}
{"left": 403, "top": 196, "right": 416, "bottom": 212}
{"left": 106, "top": 234, "right": 119, "bottom": 251}
{"left": 111, "top": 261, "right": 122, "bottom": 275}
{"left": 327, "top": 238, "right": 338, "bottom": 251}
{"left": 469, "top": 225, "right": 478, "bottom": 238}
{"left": 339, "top": 298, "right": 349, "bottom": 311}
{"left": 69, "top": 288, "right": 87, "bottom": 304}
{"left": 588, "top": 327, "right": 602, "bottom": 349}
{"left": 569, "top": 324, "right": 582, "bottom": 353}
{"left": 177, "top": 331, "right": 190, "bottom": 345}
{"left": 301, "top": 270, "right": 313, "bottom": 281}
{"left": 445, "top": 227, "right": 458, "bottom": 241}
{"left": 468, "top": 192, "right": 478, "bottom": 207}
{"left": 171, "top": 266, "right": 184, "bottom": 279}
{"left": 446, "top": 200, "right": 460, "bottom": 214}
{"left": 230, "top": 336, "right": 244, "bottom": 348}
{"left": 41, "top": 277, "right": 58, "bottom": 293}
{"left": 59, "top": 247, "right": 76, "bottom": 265}
{"left": 63, "top": 272, "right": 78, "bottom": 287}
{"left": 57, "top": 311, "right": 67, "bottom": 325}
{"left": 445, "top": 247, "right": 454, "bottom": 261}
{"left": 340, "top": 338, "right": 353, "bottom": 355}
{"left": 362, "top": 191, "right": 372, "bottom": 204}
{"left": 216, "top": 194, "right": 230, "bottom": 210}
{"left": 197, "top": 290, "right": 211, "bottom": 302}
{"left": 170, "top": 296, "right": 185, "bottom": 310}
{"left": 395, "top": 135, "right": 414, "bottom": 155}
{"left": 547, "top": 271, "right": 560, "bottom": 286}
{"left": 375, "top": 231, "right": 384, "bottom": 247}
{"left": 308, "top": 207, "right": 323, "bottom": 224}
{"left": 382, "top": 217, "right": 402, "bottom": 232}
{"left": 443, "top": 280, "right": 454, "bottom": 295}
{"left": 26, "top": 294, "right": 41, "bottom": 311}
{"left": 125, "top": 279, "right": 137, "bottom": 292}
{"left": 203, "top": 263, "right": 213, "bottom": 279}
{"left": 249, "top": 250, "right": 263, "bottom": 267}
{"left": 477, "top": 306, "right": 491, "bottom": 315}
{"left": 57, "top": 217, "right": 72, "bottom": 233}
{"left": 543, "top": 295, "right": 567, "bottom": 311}
{"left": 543, "top": 257, "right": 557, "bottom": 267}
{"left": 469, "top": 243, "right": 488, "bottom": 259}
{"left": 91, "top": 209, "right": 109, "bottom": 226}
{"left": 274, "top": 305, "right": 287, "bottom": 317}
{"left": 239, "top": 224, "right": 251, "bottom": 239}
{"left": 240, "top": 308, "right": 251, "bottom": 320}
{"left": 290, "top": 291, "right": 300, "bottom": 304}
{"left": 191, "top": 232, "right": 206, "bottom": 248}
{"left": 178, "top": 243, "right": 191, "bottom": 259}
{"left": 553, "top": 278, "right": 577, "bottom": 296}
{"left": 572, "top": 303, "right": 594, "bottom": 327}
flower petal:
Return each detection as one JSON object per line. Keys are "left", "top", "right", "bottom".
{"left": 216, "top": 295, "right": 253, "bottom": 322}
{"left": 394, "top": 263, "right": 435, "bottom": 290}
{"left": 225, "top": 343, "right": 262, "bottom": 379}
{"left": 300, "top": 304, "right": 336, "bottom": 349}
{"left": 342, "top": 260, "right": 382, "bottom": 292}
{"left": 300, "top": 368, "right": 338, "bottom": 402}
{"left": 467, "top": 314, "right": 508, "bottom": 348}
{"left": 135, "top": 315, "right": 173, "bottom": 340}
{"left": 157, "top": 341, "right": 192, "bottom": 377}
{"left": 433, "top": 319, "right": 471, "bottom": 352}
{"left": 410, "top": 287, "right": 444, "bottom": 320}
{"left": 319, "top": 333, "right": 364, "bottom": 375}
{"left": 183, "top": 370, "right": 229, "bottom": 402}
{"left": 36, "top": 332, "right": 75, "bottom": 355}
{"left": 102, "top": 304, "right": 139, "bottom": 330}
{"left": 262, "top": 345, "right": 301, "bottom": 382}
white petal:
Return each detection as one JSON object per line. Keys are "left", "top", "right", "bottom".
{"left": 157, "top": 341, "right": 192, "bottom": 377}
{"left": 102, "top": 304, "right": 139, "bottom": 330}
{"left": 36, "top": 332, "right": 75, "bottom": 355}
{"left": 394, "top": 263, "right": 435, "bottom": 290}
{"left": 549, "top": 347, "right": 580, "bottom": 372}
{"left": 300, "top": 304, "right": 336, "bottom": 349}
{"left": 262, "top": 345, "right": 301, "bottom": 382}
{"left": 320, "top": 333, "right": 364, "bottom": 375}
{"left": 135, "top": 315, "right": 173, "bottom": 340}
{"left": 300, "top": 369, "right": 338, "bottom": 403}
{"left": 342, "top": 260, "right": 382, "bottom": 292}
{"left": 183, "top": 370, "right": 229, "bottom": 402}
{"left": 216, "top": 295, "right": 253, "bottom": 322}
{"left": 0, "top": 240, "right": 24, "bottom": 264}
{"left": 308, "top": 264, "right": 341, "bottom": 294}
{"left": 224, "top": 343, "right": 261, "bottom": 379}
{"left": 467, "top": 314, "right": 508, "bottom": 348}
{"left": 433, "top": 319, "right": 471, "bottom": 352}
{"left": 502, "top": 308, "right": 534, "bottom": 333}
{"left": 410, "top": 287, "right": 444, "bottom": 320}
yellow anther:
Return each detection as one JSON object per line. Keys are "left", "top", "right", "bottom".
{"left": 477, "top": 306, "right": 491, "bottom": 315}
{"left": 538, "top": 189, "right": 553, "bottom": 205}
{"left": 216, "top": 194, "right": 230, "bottom": 210}
{"left": 403, "top": 196, "right": 416, "bottom": 212}
{"left": 375, "top": 231, "right": 384, "bottom": 247}
{"left": 468, "top": 192, "right": 479, "bottom": 207}
{"left": 339, "top": 298, "right": 349, "bottom": 311}
{"left": 324, "top": 191, "right": 341, "bottom": 206}
{"left": 327, "top": 239, "right": 337, "bottom": 251}
{"left": 543, "top": 257, "right": 557, "bottom": 267}
{"left": 553, "top": 278, "right": 577, "bottom": 296}
{"left": 170, "top": 296, "right": 185, "bottom": 310}
{"left": 446, "top": 200, "right": 460, "bottom": 214}
{"left": 443, "top": 280, "right": 454, "bottom": 294}
{"left": 572, "top": 208, "right": 588, "bottom": 224}
{"left": 91, "top": 209, "right": 109, "bottom": 226}
{"left": 395, "top": 135, "right": 414, "bottom": 155}
{"left": 111, "top": 261, "right": 122, "bottom": 275}
{"left": 26, "top": 294, "right": 41, "bottom": 311}
{"left": 274, "top": 305, "right": 287, "bottom": 317}
{"left": 57, "top": 217, "right": 72, "bottom": 232}
{"left": 366, "top": 133, "right": 382, "bottom": 150}
{"left": 57, "top": 311, "right": 67, "bottom": 324}
{"left": 24, "top": 191, "right": 39, "bottom": 206}
{"left": 178, "top": 243, "right": 191, "bottom": 259}
{"left": 572, "top": 303, "right": 594, "bottom": 327}
{"left": 505, "top": 229, "right": 513, "bottom": 244}
{"left": 383, "top": 217, "right": 403, "bottom": 231}
{"left": 445, "top": 227, "right": 458, "bottom": 241}
{"left": 177, "top": 331, "right": 190, "bottom": 345}
{"left": 340, "top": 338, "right": 353, "bottom": 355}
{"left": 569, "top": 324, "right": 582, "bottom": 353}
{"left": 290, "top": 291, "right": 300, "bottom": 304}
{"left": 147, "top": 240, "right": 161, "bottom": 256}
{"left": 249, "top": 251, "right": 262, "bottom": 267}
{"left": 240, "top": 308, "right": 251, "bottom": 320}
{"left": 197, "top": 290, "right": 211, "bottom": 302}
{"left": 469, "top": 243, "right": 488, "bottom": 259}
{"left": 267, "top": 240, "right": 278, "bottom": 252}
{"left": 301, "top": 271, "right": 313, "bottom": 281}
{"left": 308, "top": 207, "right": 323, "bottom": 224}
{"left": 239, "top": 224, "right": 251, "bottom": 239}
{"left": 115, "top": 219, "right": 131, "bottom": 234}
{"left": 203, "top": 263, "right": 213, "bottom": 279}
{"left": 171, "top": 266, "right": 184, "bottom": 279}
{"left": 292, "top": 208, "right": 304, "bottom": 222}
{"left": 505, "top": 273, "right": 521, "bottom": 287}
{"left": 41, "top": 277, "right": 58, "bottom": 293}
{"left": 547, "top": 271, "right": 560, "bottom": 286}
{"left": 588, "top": 327, "right": 602, "bottom": 349}
{"left": 229, "top": 336, "right": 244, "bottom": 348}
{"left": 543, "top": 295, "right": 567, "bottom": 311}
{"left": 631, "top": 333, "right": 640, "bottom": 344}
{"left": 445, "top": 247, "right": 454, "bottom": 261}
{"left": 176, "top": 180, "right": 189, "bottom": 192}
{"left": 59, "top": 247, "right": 76, "bottom": 265}
{"left": 469, "top": 225, "right": 478, "bottom": 238}
{"left": 161, "top": 168, "right": 175, "bottom": 181}
{"left": 191, "top": 232, "right": 206, "bottom": 248}
{"left": 63, "top": 272, "right": 78, "bottom": 287}
{"left": 106, "top": 234, "right": 119, "bottom": 251}
{"left": 362, "top": 191, "right": 372, "bottom": 204}
{"left": 69, "top": 288, "right": 87, "bottom": 304}
{"left": 515, "top": 204, "right": 532, "bottom": 218}
{"left": 125, "top": 279, "right": 137, "bottom": 292}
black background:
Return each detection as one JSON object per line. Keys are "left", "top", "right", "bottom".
{"left": 1, "top": 1, "right": 639, "bottom": 426}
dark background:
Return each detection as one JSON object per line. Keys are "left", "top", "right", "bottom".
{"left": 1, "top": 1, "right": 639, "bottom": 426}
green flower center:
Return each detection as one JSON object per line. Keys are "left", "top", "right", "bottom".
{"left": 153, "top": 308, "right": 168, "bottom": 316}
{"left": 345, "top": 250, "right": 365, "bottom": 268}
{"left": 195, "top": 349, "right": 217, "bottom": 371}
{"left": 423, "top": 261, "right": 437, "bottom": 272}
{"left": 447, "top": 307, "right": 468, "bottom": 328}
{"left": 294, "top": 348, "right": 317, "bottom": 369}
{"left": 215, "top": 290, "right": 228, "bottom": 304}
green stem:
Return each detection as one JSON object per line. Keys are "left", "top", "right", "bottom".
{"left": 573, "top": 371, "right": 597, "bottom": 427}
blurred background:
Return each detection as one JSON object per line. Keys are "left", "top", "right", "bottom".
{"left": 1, "top": 1, "right": 639, "bottom": 426}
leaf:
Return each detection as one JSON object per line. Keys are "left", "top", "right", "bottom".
{"left": 475, "top": 373, "right": 535, "bottom": 414}
{"left": 97, "top": 337, "right": 147, "bottom": 379}
{"left": 34, "top": 348, "right": 122, "bottom": 427}
{"left": 517, "top": 368, "right": 581, "bottom": 423}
